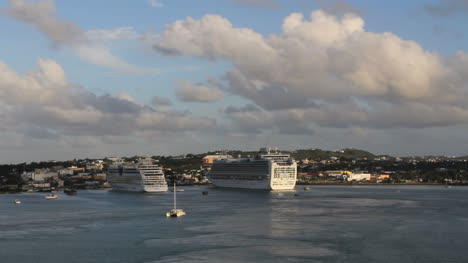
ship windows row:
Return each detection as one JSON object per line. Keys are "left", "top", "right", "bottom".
{"left": 210, "top": 174, "right": 267, "bottom": 180}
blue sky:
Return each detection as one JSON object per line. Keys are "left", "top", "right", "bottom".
{"left": 1, "top": 0, "right": 468, "bottom": 163}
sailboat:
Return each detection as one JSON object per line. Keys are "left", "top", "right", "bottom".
{"left": 166, "top": 183, "right": 186, "bottom": 217}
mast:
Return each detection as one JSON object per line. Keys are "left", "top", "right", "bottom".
{"left": 173, "top": 182, "right": 176, "bottom": 210}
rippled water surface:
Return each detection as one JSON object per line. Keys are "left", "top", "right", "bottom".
{"left": 1, "top": 185, "right": 468, "bottom": 262}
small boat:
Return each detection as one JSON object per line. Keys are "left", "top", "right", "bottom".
{"left": 64, "top": 188, "right": 77, "bottom": 195}
{"left": 45, "top": 193, "right": 58, "bottom": 200}
{"left": 166, "top": 208, "right": 186, "bottom": 217}
{"left": 166, "top": 183, "right": 186, "bottom": 217}
{"left": 170, "top": 188, "right": 184, "bottom": 192}
{"left": 202, "top": 191, "right": 208, "bottom": 195}
{"left": 14, "top": 199, "right": 21, "bottom": 204}
{"left": 304, "top": 187, "right": 310, "bottom": 190}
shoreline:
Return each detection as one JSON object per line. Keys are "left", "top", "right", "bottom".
{"left": 297, "top": 182, "right": 466, "bottom": 186}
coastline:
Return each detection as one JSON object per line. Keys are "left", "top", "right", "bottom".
{"left": 296, "top": 182, "right": 467, "bottom": 186}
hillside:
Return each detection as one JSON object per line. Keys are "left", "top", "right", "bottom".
{"left": 204, "top": 148, "right": 378, "bottom": 161}
{"left": 290, "top": 148, "right": 377, "bottom": 160}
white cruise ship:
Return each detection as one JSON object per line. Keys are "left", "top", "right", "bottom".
{"left": 107, "top": 158, "right": 168, "bottom": 192}
{"left": 206, "top": 148, "right": 297, "bottom": 190}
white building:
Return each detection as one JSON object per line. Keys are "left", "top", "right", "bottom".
{"left": 21, "top": 172, "right": 34, "bottom": 182}
{"left": 59, "top": 168, "right": 75, "bottom": 176}
{"left": 345, "top": 173, "right": 371, "bottom": 181}
{"left": 86, "top": 163, "right": 104, "bottom": 171}
{"left": 107, "top": 157, "right": 121, "bottom": 162}
{"left": 32, "top": 169, "right": 58, "bottom": 182}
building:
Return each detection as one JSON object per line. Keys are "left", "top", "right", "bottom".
{"left": 94, "top": 173, "right": 107, "bottom": 181}
{"left": 86, "top": 163, "right": 104, "bottom": 171}
{"left": 202, "top": 154, "right": 233, "bottom": 168}
{"left": 70, "top": 166, "right": 85, "bottom": 173}
{"left": 33, "top": 169, "right": 58, "bottom": 182}
{"left": 345, "top": 173, "right": 371, "bottom": 181}
{"left": 77, "top": 173, "right": 92, "bottom": 180}
{"left": 59, "top": 168, "right": 75, "bottom": 176}
{"left": 324, "top": 170, "right": 352, "bottom": 177}
{"left": 107, "top": 157, "right": 121, "bottom": 162}
{"left": 21, "top": 172, "right": 34, "bottom": 182}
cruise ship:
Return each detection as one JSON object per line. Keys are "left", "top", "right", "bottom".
{"left": 206, "top": 148, "right": 297, "bottom": 190}
{"left": 107, "top": 158, "right": 168, "bottom": 192}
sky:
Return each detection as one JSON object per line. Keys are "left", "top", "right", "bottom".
{"left": 1, "top": 0, "right": 468, "bottom": 163}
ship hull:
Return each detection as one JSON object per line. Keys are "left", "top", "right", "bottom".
{"left": 207, "top": 177, "right": 296, "bottom": 190}
{"left": 207, "top": 177, "right": 271, "bottom": 190}
{"left": 109, "top": 182, "right": 168, "bottom": 192}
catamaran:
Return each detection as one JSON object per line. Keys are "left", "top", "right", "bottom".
{"left": 166, "top": 183, "right": 186, "bottom": 217}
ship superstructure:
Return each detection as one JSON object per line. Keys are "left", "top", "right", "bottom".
{"left": 107, "top": 158, "right": 168, "bottom": 192}
{"left": 206, "top": 148, "right": 297, "bottom": 190}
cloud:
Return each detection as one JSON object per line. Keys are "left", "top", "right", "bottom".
{"left": 75, "top": 45, "right": 159, "bottom": 75}
{"left": 22, "top": 126, "right": 60, "bottom": 140}
{"left": 231, "top": 0, "right": 279, "bottom": 8}
{"left": 424, "top": 0, "right": 468, "bottom": 16}
{"left": 3, "top": 0, "right": 158, "bottom": 75}
{"left": 151, "top": 96, "right": 173, "bottom": 107}
{"left": 223, "top": 104, "right": 261, "bottom": 114}
{"left": 153, "top": 10, "right": 468, "bottom": 132}
{"left": 175, "top": 80, "right": 224, "bottom": 103}
{"left": 148, "top": 0, "right": 164, "bottom": 8}
{"left": 0, "top": 59, "right": 217, "bottom": 140}
{"left": 222, "top": 105, "right": 316, "bottom": 135}
{"left": 3, "top": 0, "right": 86, "bottom": 47}
{"left": 86, "top": 27, "right": 140, "bottom": 41}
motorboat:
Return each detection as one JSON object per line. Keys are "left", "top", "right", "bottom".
{"left": 14, "top": 199, "right": 21, "bottom": 204}
{"left": 45, "top": 193, "right": 58, "bottom": 200}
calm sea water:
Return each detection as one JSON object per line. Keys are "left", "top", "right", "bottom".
{"left": 1, "top": 185, "right": 468, "bottom": 263}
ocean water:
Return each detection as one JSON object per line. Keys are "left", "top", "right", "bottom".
{"left": 1, "top": 185, "right": 468, "bottom": 263}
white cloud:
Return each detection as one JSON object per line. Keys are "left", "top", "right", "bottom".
{"left": 3, "top": 0, "right": 86, "bottom": 47}
{"left": 75, "top": 45, "right": 159, "bottom": 75}
{"left": 0, "top": 59, "right": 217, "bottom": 140}
{"left": 148, "top": 0, "right": 164, "bottom": 8}
{"left": 154, "top": 10, "right": 468, "bottom": 131}
{"left": 175, "top": 80, "right": 224, "bottom": 103}
{"left": 3, "top": 0, "right": 158, "bottom": 75}
{"left": 86, "top": 27, "right": 140, "bottom": 41}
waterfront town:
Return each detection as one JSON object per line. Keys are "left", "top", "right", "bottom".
{"left": 1, "top": 148, "right": 468, "bottom": 193}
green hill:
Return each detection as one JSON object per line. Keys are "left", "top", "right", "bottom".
{"left": 291, "top": 148, "right": 376, "bottom": 160}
